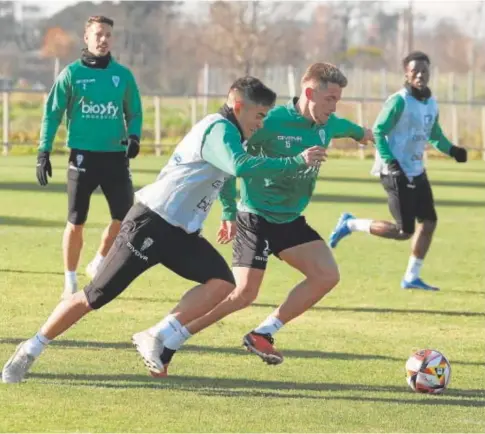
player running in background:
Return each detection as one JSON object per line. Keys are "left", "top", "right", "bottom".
{"left": 153, "top": 63, "right": 375, "bottom": 372}
{"left": 3, "top": 77, "right": 326, "bottom": 383}
{"left": 36, "top": 16, "right": 142, "bottom": 299}
{"left": 329, "top": 51, "right": 468, "bottom": 291}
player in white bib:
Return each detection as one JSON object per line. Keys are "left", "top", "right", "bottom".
{"left": 2, "top": 77, "right": 327, "bottom": 383}
{"left": 329, "top": 51, "right": 468, "bottom": 291}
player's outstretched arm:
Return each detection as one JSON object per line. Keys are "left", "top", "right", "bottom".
{"left": 201, "top": 121, "right": 324, "bottom": 178}
{"left": 331, "top": 116, "right": 374, "bottom": 145}
{"left": 429, "top": 116, "right": 467, "bottom": 163}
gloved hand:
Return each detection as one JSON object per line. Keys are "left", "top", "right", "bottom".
{"left": 388, "top": 159, "right": 404, "bottom": 178}
{"left": 449, "top": 145, "right": 467, "bottom": 163}
{"left": 36, "top": 151, "right": 52, "bottom": 186}
{"left": 123, "top": 135, "right": 140, "bottom": 159}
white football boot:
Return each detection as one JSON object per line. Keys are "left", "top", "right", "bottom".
{"left": 132, "top": 331, "right": 165, "bottom": 375}
{"left": 2, "top": 342, "right": 36, "bottom": 383}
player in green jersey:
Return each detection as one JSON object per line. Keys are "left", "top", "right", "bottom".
{"left": 2, "top": 77, "right": 326, "bottom": 383}
{"left": 154, "top": 63, "right": 374, "bottom": 372}
{"left": 36, "top": 16, "right": 143, "bottom": 299}
{"left": 329, "top": 51, "right": 468, "bottom": 291}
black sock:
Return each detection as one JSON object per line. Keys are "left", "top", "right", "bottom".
{"left": 161, "top": 348, "right": 176, "bottom": 365}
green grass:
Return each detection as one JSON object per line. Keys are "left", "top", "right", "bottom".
{"left": 0, "top": 156, "right": 484, "bottom": 432}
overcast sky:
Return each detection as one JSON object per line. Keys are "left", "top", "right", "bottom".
{"left": 15, "top": 0, "right": 485, "bottom": 35}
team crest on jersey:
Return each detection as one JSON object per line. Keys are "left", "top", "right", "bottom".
{"left": 318, "top": 129, "right": 326, "bottom": 145}
{"left": 140, "top": 237, "right": 154, "bottom": 252}
{"left": 112, "top": 75, "right": 120, "bottom": 87}
{"left": 76, "top": 154, "right": 84, "bottom": 167}
{"left": 424, "top": 114, "right": 433, "bottom": 125}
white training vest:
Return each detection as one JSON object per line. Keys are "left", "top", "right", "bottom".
{"left": 135, "top": 113, "right": 232, "bottom": 234}
{"left": 372, "top": 89, "right": 439, "bottom": 178}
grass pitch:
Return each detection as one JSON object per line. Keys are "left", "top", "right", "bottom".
{"left": 0, "top": 155, "right": 484, "bottom": 432}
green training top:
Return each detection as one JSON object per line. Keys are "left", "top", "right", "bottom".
{"left": 39, "top": 58, "right": 142, "bottom": 153}
{"left": 219, "top": 98, "right": 365, "bottom": 223}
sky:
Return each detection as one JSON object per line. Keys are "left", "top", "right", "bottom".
{"left": 14, "top": 0, "right": 484, "bottom": 34}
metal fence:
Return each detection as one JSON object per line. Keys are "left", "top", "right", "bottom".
{"left": 2, "top": 88, "right": 485, "bottom": 160}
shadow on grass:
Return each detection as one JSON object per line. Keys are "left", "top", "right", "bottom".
{"left": 311, "top": 193, "right": 485, "bottom": 207}
{"left": 0, "top": 216, "right": 65, "bottom": 228}
{"left": 0, "top": 182, "right": 68, "bottom": 193}
{"left": 1, "top": 338, "right": 482, "bottom": 367}
{"left": 119, "top": 297, "right": 485, "bottom": 318}
{"left": 26, "top": 372, "right": 485, "bottom": 406}
{"left": 1, "top": 181, "right": 484, "bottom": 208}
{"left": 316, "top": 175, "right": 485, "bottom": 190}
{"left": 0, "top": 216, "right": 106, "bottom": 228}
{"left": 0, "top": 268, "right": 65, "bottom": 276}
{"left": 252, "top": 302, "right": 485, "bottom": 318}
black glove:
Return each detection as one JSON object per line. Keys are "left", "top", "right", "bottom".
{"left": 36, "top": 151, "right": 52, "bottom": 186}
{"left": 449, "top": 145, "right": 467, "bottom": 163}
{"left": 123, "top": 135, "right": 140, "bottom": 159}
{"left": 388, "top": 159, "right": 404, "bottom": 178}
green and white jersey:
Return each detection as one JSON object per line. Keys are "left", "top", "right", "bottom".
{"left": 372, "top": 88, "right": 453, "bottom": 178}
{"left": 39, "top": 58, "right": 142, "bottom": 152}
{"left": 135, "top": 113, "right": 307, "bottom": 234}
{"left": 219, "top": 98, "right": 365, "bottom": 224}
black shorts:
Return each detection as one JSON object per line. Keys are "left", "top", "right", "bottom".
{"left": 67, "top": 149, "right": 134, "bottom": 225}
{"left": 380, "top": 171, "right": 437, "bottom": 235}
{"left": 232, "top": 211, "right": 322, "bottom": 270}
{"left": 84, "top": 203, "right": 235, "bottom": 310}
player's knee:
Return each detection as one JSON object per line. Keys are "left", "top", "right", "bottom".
{"left": 206, "top": 278, "right": 235, "bottom": 298}
{"left": 109, "top": 219, "right": 122, "bottom": 231}
{"left": 65, "top": 221, "right": 84, "bottom": 235}
{"left": 230, "top": 283, "right": 259, "bottom": 309}
{"left": 399, "top": 231, "right": 413, "bottom": 240}
{"left": 421, "top": 219, "right": 437, "bottom": 234}
{"left": 395, "top": 223, "right": 413, "bottom": 240}
{"left": 69, "top": 290, "right": 93, "bottom": 312}
{"left": 308, "top": 264, "right": 340, "bottom": 294}
{"left": 322, "top": 266, "right": 340, "bottom": 291}
{"left": 105, "top": 220, "right": 122, "bottom": 239}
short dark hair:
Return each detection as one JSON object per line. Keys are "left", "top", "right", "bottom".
{"left": 85, "top": 15, "right": 114, "bottom": 30}
{"left": 403, "top": 51, "right": 430, "bottom": 69}
{"left": 229, "top": 76, "right": 277, "bottom": 107}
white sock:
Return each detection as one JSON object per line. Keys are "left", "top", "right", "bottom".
{"left": 404, "top": 256, "right": 424, "bottom": 282}
{"left": 23, "top": 332, "right": 51, "bottom": 357}
{"left": 254, "top": 316, "right": 284, "bottom": 336}
{"left": 148, "top": 314, "right": 183, "bottom": 342}
{"left": 164, "top": 326, "right": 192, "bottom": 351}
{"left": 91, "top": 253, "right": 105, "bottom": 268}
{"left": 347, "top": 218, "right": 372, "bottom": 233}
{"left": 64, "top": 271, "right": 77, "bottom": 285}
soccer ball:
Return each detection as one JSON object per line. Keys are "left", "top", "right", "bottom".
{"left": 405, "top": 349, "right": 451, "bottom": 394}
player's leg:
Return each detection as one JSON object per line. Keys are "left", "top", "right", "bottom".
{"left": 154, "top": 212, "right": 269, "bottom": 371}
{"left": 2, "top": 203, "right": 160, "bottom": 383}
{"left": 63, "top": 150, "right": 99, "bottom": 298}
{"left": 244, "top": 241, "right": 338, "bottom": 365}
{"left": 133, "top": 224, "right": 236, "bottom": 377}
{"left": 402, "top": 173, "right": 439, "bottom": 291}
{"left": 87, "top": 153, "right": 134, "bottom": 279}
{"left": 329, "top": 173, "right": 414, "bottom": 248}
{"left": 243, "top": 217, "right": 338, "bottom": 365}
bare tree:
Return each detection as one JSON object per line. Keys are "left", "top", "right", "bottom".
{"left": 199, "top": 1, "right": 306, "bottom": 75}
{"left": 41, "top": 27, "right": 75, "bottom": 78}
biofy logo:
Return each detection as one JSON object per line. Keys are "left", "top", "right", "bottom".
{"left": 81, "top": 101, "right": 119, "bottom": 118}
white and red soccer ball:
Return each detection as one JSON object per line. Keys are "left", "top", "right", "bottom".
{"left": 405, "top": 349, "right": 451, "bottom": 394}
